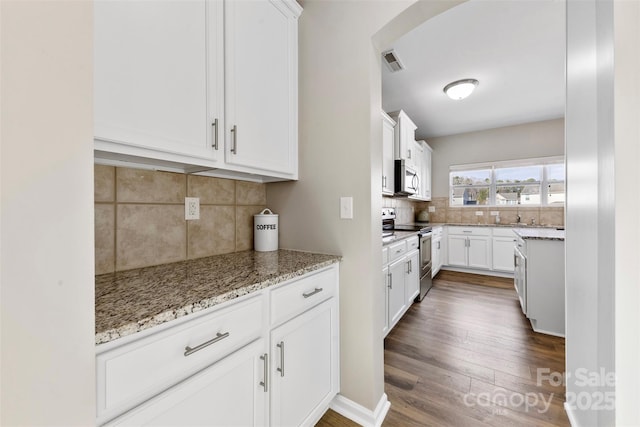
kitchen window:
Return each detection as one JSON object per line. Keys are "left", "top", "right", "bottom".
{"left": 450, "top": 157, "right": 565, "bottom": 206}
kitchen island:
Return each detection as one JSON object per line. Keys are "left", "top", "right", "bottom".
{"left": 513, "top": 227, "right": 565, "bottom": 337}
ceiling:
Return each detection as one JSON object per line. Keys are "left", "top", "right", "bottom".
{"left": 381, "top": 0, "right": 566, "bottom": 140}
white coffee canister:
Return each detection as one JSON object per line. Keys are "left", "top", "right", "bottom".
{"left": 254, "top": 208, "right": 279, "bottom": 252}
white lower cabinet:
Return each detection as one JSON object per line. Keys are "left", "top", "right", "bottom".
{"left": 431, "top": 226, "right": 444, "bottom": 277}
{"left": 405, "top": 249, "right": 420, "bottom": 302}
{"left": 382, "top": 265, "right": 389, "bottom": 336}
{"left": 105, "top": 339, "right": 267, "bottom": 426}
{"left": 387, "top": 257, "right": 407, "bottom": 330}
{"left": 446, "top": 227, "right": 491, "bottom": 270}
{"left": 492, "top": 237, "right": 517, "bottom": 272}
{"left": 383, "top": 236, "right": 420, "bottom": 336}
{"left": 270, "top": 300, "right": 338, "bottom": 427}
{"left": 97, "top": 265, "right": 340, "bottom": 427}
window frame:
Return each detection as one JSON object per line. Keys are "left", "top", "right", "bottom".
{"left": 450, "top": 156, "right": 565, "bottom": 207}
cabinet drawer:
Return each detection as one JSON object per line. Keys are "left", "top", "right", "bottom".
{"left": 97, "top": 296, "right": 263, "bottom": 421}
{"left": 432, "top": 226, "right": 443, "bottom": 237}
{"left": 388, "top": 240, "right": 407, "bottom": 263}
{"left": 448, "top": 226, "right": 491, "bottom": 236}
{"left": 382, "top": 247, "right": 389, "bottom": 265}
{"left": 492, "top": 227, "right": 516, "bottom": 237}
{"left": 406, "top": 236, "right": 419, "bottom": 251}
{"left": 271, "top": 266, "right": 338, "bottom": 327}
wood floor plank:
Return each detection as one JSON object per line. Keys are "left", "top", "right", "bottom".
{"left": 316, "top": 271, "right": 569, "bottom": 427}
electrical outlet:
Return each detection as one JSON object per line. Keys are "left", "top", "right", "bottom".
{"left": 185, "top": 197, "right": 200, "bottom": 220}
{"left": 475, "top": 211, "right": 484, "bottom": 216}
{"left": 428, "top": 206, "right": 436, "bottom": 212}
{"left": 490, "top": 211, "right": 499, "bottom": 216}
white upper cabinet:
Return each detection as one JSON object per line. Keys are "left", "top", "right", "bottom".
{"left": 224, "top": 0, "right": 298, "bottom": 176}
{"left": 94, "top": 0, "right": 218, "bottom": 161}
{"left": 387, "top": 110, "right": 417, "bottom": 166}
{"left": 94, "top": 0, "right": 301, "bottom": 182}
{"left": 423, "top": 141, "right": 432, "bottom": 200}
{"left": 381, "top": 112, "right": 396, "bottom": 195}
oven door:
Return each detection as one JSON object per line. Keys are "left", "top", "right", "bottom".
{"left": 420, "top": 233, "right": 432, "bottom": 273}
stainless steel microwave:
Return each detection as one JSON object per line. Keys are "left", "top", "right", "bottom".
{"left": 394, "top": 159, "right": 419, "bottom": 196}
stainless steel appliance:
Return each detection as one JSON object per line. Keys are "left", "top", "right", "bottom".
{"left": 417, "top": 231, "right": 432, "bottom": 301}
{"left": 381, "top": 208, "right": 433, "bottom": 301}
{"left": 394, "top": 159, "right": 419, "bottom": 196}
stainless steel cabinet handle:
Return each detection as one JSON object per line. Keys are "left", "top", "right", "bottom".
{"left": 230, "top": 125, "right": 237, "bottom": 154}
{"left": 463, "top": 230, "right": 472, "bottom": 233}
{"left": 184, "top": 332, "right": 230, "bottom": 356}
{"left": 277, "top": 341, "right": 285, "bottom": 377}
{"left": 212, "top": 118, "right": 219, "bottom": 150}
{"left": 388, "top": 272, "right": 392, "bottom": 289}
{"left": 437, "top": 241, "right": 441, "bottom": 249}
{"left": 260, "top": 353, "right": 268, "bottom": 392}
{"left": 383, "top": 176, "right": 386, "bottom": 188}
{"left": 395, "top": 249, "right": 402, "bottom": 254}
{"left": 302, "top": 287, "right": 323, "bottom": 298}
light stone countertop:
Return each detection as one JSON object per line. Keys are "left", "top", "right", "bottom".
{"left": 95, "top": 249, "right": 341, "bottom": 345}
{"left": 513, "top": 227, "right": 565, "bottom": 241}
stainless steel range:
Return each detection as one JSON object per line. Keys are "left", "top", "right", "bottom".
{"left": 382, "top": 208, "right": 433, "bottom": 301}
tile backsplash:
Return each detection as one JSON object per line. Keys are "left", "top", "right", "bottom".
{"left": 424, "top": 197, "right": 564, "bottom": 226}
{"left": 382, "top": 195, "right": 564, "bottom": 226}
{"left": 94, "top": 165, "right": 266, "bottom": 275}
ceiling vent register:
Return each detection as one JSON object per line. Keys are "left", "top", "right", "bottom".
{"left": 382, "top": 49, "right": 405, "bottom": 72}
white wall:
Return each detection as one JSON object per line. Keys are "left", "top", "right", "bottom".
{"left": 565, "top": 0, "right": 616, "bottom": 425}
{"left": 613, "top": 0, "right": 640, "bottom": 425}
{"left": 427, "top": 118, "right": 565, "bottom": 198}
{"left": 266, "top": 0, "right": 466, "bottom": 416}
{"left": 0, "top": 1, "right": 95, "bottom": 424}
{"left": 266, "top": 0, "right": 413, "bottom": 412}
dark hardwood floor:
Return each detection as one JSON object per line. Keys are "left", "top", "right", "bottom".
{"left": 317, "top": 270, "right": 569, "bottom": 427}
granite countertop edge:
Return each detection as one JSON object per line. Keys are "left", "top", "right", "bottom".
{"left": 513, "top": 228, "right": 565, "bottom": 241}
{"left": 383, "top": 223, "right": 565, "bottom": 246}
{"left": 96, "top": 251, "right": 340, "bottom": 346}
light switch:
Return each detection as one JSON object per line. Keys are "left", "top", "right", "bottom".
{"left": 340, "top": 197, "right": 353, "bottom": 219}
{"left": 428, "top": 206, "right": 436, "bottom": 212}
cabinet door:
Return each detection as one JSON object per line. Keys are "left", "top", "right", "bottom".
{"left": 405, "top": 250, "right": 420, "bottom": 303}
{"left": 468, "top": 236, "right": 491, "bottom": 269}
{"left": 382, "top": 113, "right": 396, "bottom": 195}
{"left": 107, "top": 339, "right": 267, "bottom": 426}
{"left": 94, "top": 0, "right": 220, "bottom": 161}
{"left": 388, "top": 257, "right": 407, "bottom": 329}
{"left": 432, "top": 237, "right": 441, "bottom": 277}
{"left": 224, "top": 0, "right": 298, "bottom": 176}
{"left": 423, "top": 143, "right": 432, "bottom": 200}
{"left": 382, "top": 266, "right": 390, "bottom": 336}
{"left": 492, "top": 237, "right": 516, "bottom": 272}
{"left": 447, "top": 235, "right": 468, "bottom": 267}
{"left": 271, "top": 299, "right": 338, "bottom": 427}
{"left": 408, "top": 141, "right": 424, "bottom": 200}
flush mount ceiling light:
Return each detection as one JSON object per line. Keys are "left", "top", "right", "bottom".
{"left": 443, "top": 79, "right": 479, "bottom": 100}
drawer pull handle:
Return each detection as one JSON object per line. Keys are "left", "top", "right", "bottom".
{"left": 463, "top": 230, "right": 472, "bottom": 233}
{"left": 302, "top": 287, "right": 323, "bottom": 298}
{"left": 184, "top": 332, "right": 230, "bottom": 357}
{"left": 395, "top": 249, "right": 403, "bottom": 253}
{"left": 260, "top": 353, "right": 268, "bottom": 392}
{"left": 277, "top": 341, "right": 285, "bottom": 377}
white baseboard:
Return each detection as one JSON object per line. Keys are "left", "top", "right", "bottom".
{"left": 564, "top": 401, "right": 579, "bottom": 427}
{"left": 330, "top": 393, "right": 390, "bottom": 427}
